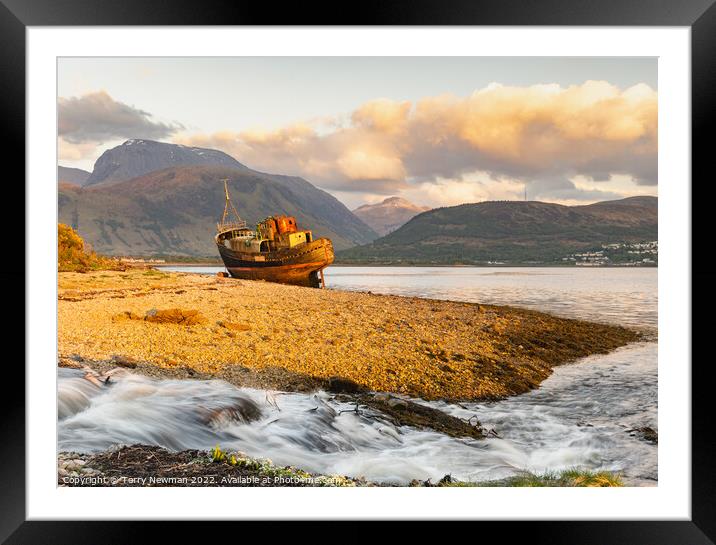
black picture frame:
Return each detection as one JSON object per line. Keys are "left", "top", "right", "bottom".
{"left": 3, "top": 0, "right": 713, "bottom": 541}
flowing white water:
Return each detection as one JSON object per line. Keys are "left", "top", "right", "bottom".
{"left": 59, "top": 369, "right": 494, "bottom": 484}
{"left": 61, "top": 266, "right": 657, "bottom": 485}
{"left": 423, "top": 342, "right": 657, "bottom": 484}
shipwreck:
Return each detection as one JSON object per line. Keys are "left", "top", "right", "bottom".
{"left": 215, "top": 179, "right": 334, "bottom": 288}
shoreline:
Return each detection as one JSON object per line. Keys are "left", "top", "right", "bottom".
{"left": 155, "top": 262, "right": 658, "bottom": 269}
{"left": 153, "top": 261, "right": 223, "bottom": 267}
{"left": 58, "top": 269, "right": 640, "bottom": 401}
{"left": 331, "top": 262, "right": 657, "bottom": 268}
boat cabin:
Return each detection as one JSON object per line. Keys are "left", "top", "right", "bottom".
{"left": 217, "top": 215, "right": 313, "bottom": 254}
{"left": 215, "top": 181, "right": 313, "bottom": 255}
{"left": 255, "top": 215, "right": 313, "bottom": 252}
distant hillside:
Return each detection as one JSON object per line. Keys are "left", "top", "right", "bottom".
{"left": 59, "top": 165, "right": 378, "bottom": 256}
{"left": 84, "top": 139, "right": 245, "bottom": 186}
{"left": 353, "top": 197, "right": 431, "bottom": 236}
{"left": 58, "top": 166, "right": 91, "bottom": 186}
{"left": 337, "top": 196, "right": 658, "bottom": 265}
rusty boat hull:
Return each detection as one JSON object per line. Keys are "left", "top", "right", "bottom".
{"left": 217, "top": 237, "right": 334, "bottom": 288}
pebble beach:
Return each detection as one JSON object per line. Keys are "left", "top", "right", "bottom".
{"left": 58, "top": 269, "right": 639, "bottom": 401}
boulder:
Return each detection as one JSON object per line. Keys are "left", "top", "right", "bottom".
{"left": 327, "top": 376, "right": 363, "bottom": 394}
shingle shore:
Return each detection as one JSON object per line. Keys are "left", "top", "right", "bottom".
{"left": 58, "top": 269, "right": 639, "bottom": 401}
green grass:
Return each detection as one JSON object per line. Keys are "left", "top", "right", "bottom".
{"left": 440, "top": 469, "right": 624, "bottom": 487}
{"left": 206, "top": 445, "right": 359, "bottom": 487}
{"left": 207, "top": 446, "right": 622, "bottom": 488}
{"left": 142, "top": 269, "right": 169, "bottom": 278}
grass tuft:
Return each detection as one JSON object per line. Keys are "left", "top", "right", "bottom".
{"left": 439, "top": 468, "right": 623, "bottom": 487}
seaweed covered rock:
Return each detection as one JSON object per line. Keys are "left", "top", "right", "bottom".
{"left": 144, "top": 308, "right": 206, "bottom": 325}
{"left": 113, "top": 308, "right": 207, "bottom": 325}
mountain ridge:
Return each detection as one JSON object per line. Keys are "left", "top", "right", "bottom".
{"left": 353, "top": 196, "right": 431, "bottom": 236}
{"left": 59, "top": 164, "right": 377, "bottom": 256}
{"left": 84, "top": 139, "right": 247, "bottom": 186}
{"left": 58, "top": 165, "right": 91, "bottom": 186}
{"left": 338, "top": 196, "right": 657, "bottom": 265}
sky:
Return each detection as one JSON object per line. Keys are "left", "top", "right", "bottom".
{"left": 58, "top": 57, "right": 658, "bottom": 209}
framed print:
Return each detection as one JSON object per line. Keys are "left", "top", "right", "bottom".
{"left": 3, "top": 0, "right": 714, "bottom": 541}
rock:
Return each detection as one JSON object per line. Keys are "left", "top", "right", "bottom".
{"left": 629, "top": 426, "right": 658, "bottom": 444}
{"left": 217, "top": 271, "right": 229, "bottom": 278}
{"left": 200, "top": 398, "right": 263, "bottom": 427}
{"left": 112, "top": 310, "right": 142, "bottom": 321}
{"left": 438, "top": 474, "right": 453, "bottom": 485}
{"left": 144, "top": 308, "right": 206, "bottom": 325}
{"left": 58, "top": 357, "right": 82, "bottom": 369}
{"left": 327, "top": 376, "right": 363, "bottom": 394}
{"left": 110, "top": 354, "right": 138, "bottom": 369}
{"left": 217, "top": 321, "right": 252, "bottom": 331}
{"left": 354, "top": 393, "right": 485, "bottom": 440}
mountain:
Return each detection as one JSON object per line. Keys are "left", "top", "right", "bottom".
{"left": 352, "top": 197, "right": 431, "bottom": 236}
{"left": 58, "top": 166, "right": 91, "bottom": 186}
{"left": 84, "top": 139, "right": 245, "bottom": 186}
{"left": 337, "top": 196, "right": 658, "bottom": 265}
{"left": 58, "top": 164, "right": 378, "bottom": 256}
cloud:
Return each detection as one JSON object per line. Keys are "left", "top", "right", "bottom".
{"left": 58, "top": 138, "right": 101, "bottom": 162}
{"left": 402, "top": 172, "right": 526, "bottom": 208}
{"left": 570, "top": 174, "right": 658, "bottom": 198}
{"left": 526, "top": 177, "right": 626, "bottom": 204}
{"left": 58, "top": 91, "right": 183, "bottom": 144}
{"left": 176, "top": 80, "right": 657, "bottom": 205}
{"left": 351, "top": 98, "right": 411, "bottom": 133}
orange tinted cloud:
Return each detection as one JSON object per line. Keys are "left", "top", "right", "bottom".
{"left": 176, "top": 80, "right": 657, "bottom": 195}
{"left": 351, "top": 98, "right": 411, "bottom": 133}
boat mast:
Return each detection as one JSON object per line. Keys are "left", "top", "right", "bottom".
{"left": 218, "top": 178, "right": 247, "bottom": 231}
